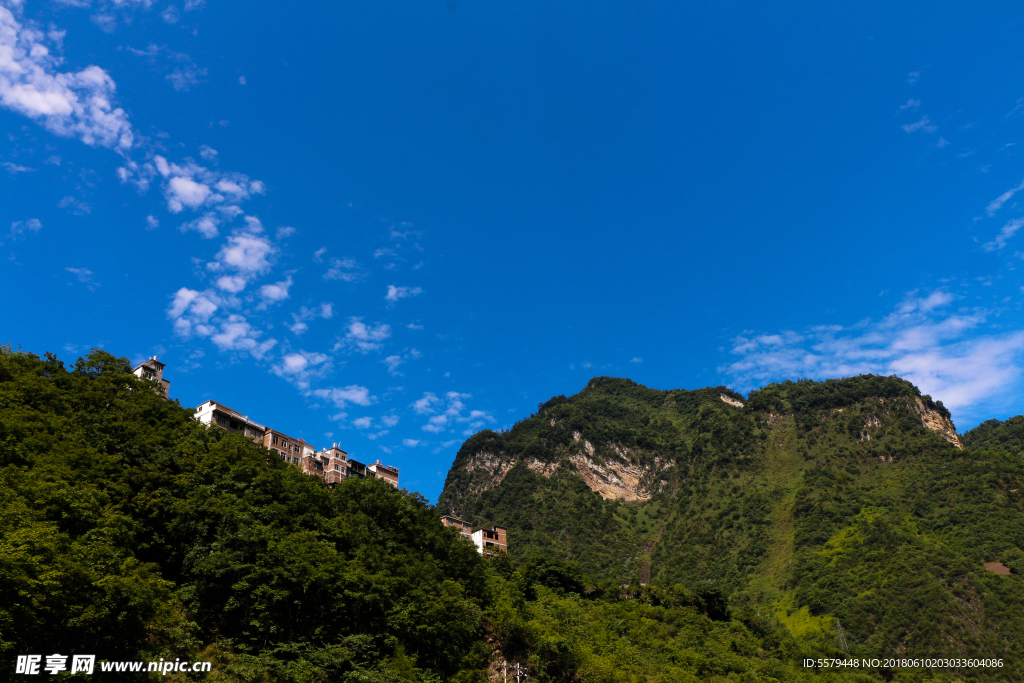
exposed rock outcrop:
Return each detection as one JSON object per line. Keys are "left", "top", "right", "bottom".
{"left": 457, "top": 441, "right": 669, "bottom": 503}
{"left": 720, "top": 394, "right": 745, "bottom": 408}
{"left": 910, "top": 397, "right": 964, "bottom": 449}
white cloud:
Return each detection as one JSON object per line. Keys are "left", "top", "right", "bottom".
{"left": 272, "top": 350, "right": 331, "bottom": 389}
{"left": 983, "top": 218, "right": 1024, "bottom": 252}
{"left": 120, "top": 154, "right": 263, "bottom": 213}
{"left": 721, "top": 289, "right": 1024, "bottom": 423}
{"left": 899, "top": 99, "right": 921, "bottom": 110}
{"left": 380, "top": 414, "right": 400, "bottom": 428}
{"left": 160, "top": 5, "right": 179, "bottom": 23}
{"left": 2, "top": 161, "right": 32, "bottom": 173}
{"left": 313, "top": 247, "right": 327, "bottom": 262}
{"left": 383, "top": 354, "right": 404, "bottom": 376}
{"left": 65, "top": 266, "right": 98, "bottom": 290}
{"left": 324, "top": 257, "right": 361, "bottom": 282}
{"left": 630, "top": 357, "right": 643, "bottom": 363}
{"left": 340, "top": 318, "right": 391, "bottom": 353}
{"left": 984, "top": 177, "right": 1024, "bottom": 217}
{"left": 415, "top": 390, "right": 492, "bottom": 433}
{"left": 385, "top": 284, "right": 423, "bottom": 304}
{"left": 167, "top": 287, "right": 219, "bottom": 338}
{"left": 412, "top": 392, "right": 441, "bottom": 414}
{"left": 199, "top": 144, "right": 218, "bottom": 161}
{"left": 8, "top": 217, "right": 41, "bottom": 239}
{"left": 407, "top": 322, "right": 424, "bottom": 330}
{"left": 275, "top": 225, "right": 295, "bottom": 240}
{"left": 238, "top": 75, "right": 246, "bottom": 85}
{"left": 58, "top": 195, "right": 90, "bottom": 215}
{"left": 166, "top": 62, "right": 207, "bottom": 91}
{"left": 215, "top": 275, "right": 247, "bottom": 293}
{"left": 311, "top": 385, "right": 373, "bottom": 408}
{"left": 289, "top": 303, "right": 333, "bottom": 335}
{"left": 179, "top": 213, "right": 219, "bottom": 238}
{"left": 258, "top": 276, "right": 292, "bottom": 306}
{"left": 0, "top": 7, "right": 134, "bottom": 149}
{"left": 402, "top": 439, "right": 420, "bottom": 447}
{"left": 353, "top": 417, "right": 372, "bottom": 429}
{"left": 902, "top": 116, "right": 937, "bottom": 134}
{"left": 145, "top": 215, "right": 159, "bottom": 230}
{"left": 166, "top": 176, "right": 211, "bottom": 212}
{"left": 209, "top": 231, "right": 274, "bottom": 275}
{"left": 422, "top": 414, "right": 448, "bottom": 433}
{"left": 210, "top": 314, "right": 276, "bottom": 358}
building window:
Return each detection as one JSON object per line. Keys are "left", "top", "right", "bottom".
{"left": 272, "top": 436, "right": 278, "bottom": 445}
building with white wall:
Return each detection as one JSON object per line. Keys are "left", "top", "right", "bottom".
{"left": 194, "top": 400, "right": 266, "bottom": 441}
{"left": 133, "top": 356, "right": 171, "bottom": 397}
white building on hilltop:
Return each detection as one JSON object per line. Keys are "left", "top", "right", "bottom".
{"left": 132, "top": 356, "right": 170, "bottom": 397}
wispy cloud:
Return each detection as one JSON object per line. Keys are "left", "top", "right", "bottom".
{"left": 983, "top": 218, "right": 1024, "bottom": 251}
{"left": 2, "top": 161, "right": 33, "bottom": 173}
{"left": 984, "top": 177, "right": 1024, "bottom": 217}
{"left": 324, "top": 257, "right": 362, "bottom": 282}
{"left": 902, "top": 115, "right": 938, "bottom": 134}
{"left": 65, "top": 266, "right": 98, "bottom": 291}
{"left": 413, "top": 390, "right": 493, "bottom": 435}
{"left": 7, "top": 218, "right": 42, "bottom": 241}
{"left": 258, "top": 276, "right": 293, "bottom": 308}
{"left": 385, "top": 285, "right": 423, "bottom": 304}
{"left": 58, "top": 195, "right": 91, "bottom": 215}
{"left": 0, "top": 7, "right": 134, "bottom": 149}
{"left": 337, "top": 318, "right": 391, "bottom": 353}
{"left": 722, "top": 289, "right": 1024, "bottom": 423}
{"left": 272, "top": 350, "right": 331, "bottom": 389}
{"left": 288, "top": 303, "right": 333, "bottom": 335}
{"left": 206, "top": 228, "right": 276, "bottom": 292}
{"left": 310, "top": 385, "right": 374, "bottom": 408}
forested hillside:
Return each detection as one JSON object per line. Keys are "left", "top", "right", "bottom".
{"left": 439, "top": 375, "right": 1024, "bottom": 678}
{"left": 2, "top": 347, "right": 909, "bottom": 683}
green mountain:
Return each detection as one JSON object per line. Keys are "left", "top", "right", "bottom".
{"left": 4, "top": 346, "right": 1020, "bottom": 682}
{"left": 439, "top": 375, "right": 1024, "bottom": 676}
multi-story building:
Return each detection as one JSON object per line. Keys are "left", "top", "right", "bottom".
{"left": 132, "top": 356, "right": 171, "bottom": 397}
{"left": 263, "top": 428, "right": 306, "bottom": 465}
{"left": 441, "top": 515, "right": 508, "bottom": 555}
{"left": 440, "top": 514, "right": 473, "bottom": 538}
{"left": 191, "top": 379, "right": 399, "bottom": 489}
{"left": 471, "top": 526, "right": 508, "bottom": 555}
{"left": 316, "top": 444, "right": 348, "bottom": 486}
{"left": 194, "top": 400, "right": 266, "bottom": 441}
{"left": 368, "top": 460, "right": 400, "bottom": 488}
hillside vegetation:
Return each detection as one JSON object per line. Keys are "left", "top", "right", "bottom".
{"left": 439, "top": 375, "right": 1024, "bottom": 679}
{"left": 1, "top": 347, "right": 911, "bottom": 683}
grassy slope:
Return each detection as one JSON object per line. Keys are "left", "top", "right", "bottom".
{"left": 440, "top": 375, "right": 1024, "bottom": 676}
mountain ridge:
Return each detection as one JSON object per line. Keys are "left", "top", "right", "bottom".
{"left": 438, "top": 373, "right": 1024, "bottom": 671}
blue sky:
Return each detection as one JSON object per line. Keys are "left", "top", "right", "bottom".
{"left": 2, "top": 0, "right": 1023, "bottom": 499}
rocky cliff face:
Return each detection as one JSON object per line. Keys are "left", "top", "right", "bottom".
{"left": 911, "top": 396, "right": 964, "bottom": 449}
{"left": 455, "top": 443, "right": 668, "bottom": 503}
